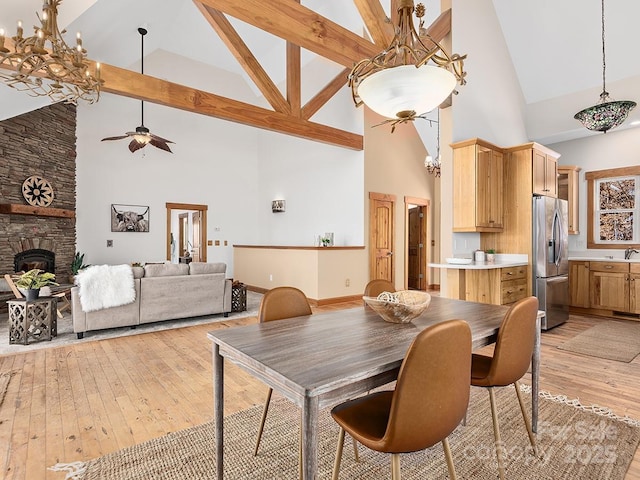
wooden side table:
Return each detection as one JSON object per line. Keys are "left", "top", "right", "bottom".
{"left": 7, "top": 297, "right": 58, "bottom": 345}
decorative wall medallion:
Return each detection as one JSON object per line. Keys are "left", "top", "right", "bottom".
{"left": 22, "top": 175, "right": 55, "bottom": 207}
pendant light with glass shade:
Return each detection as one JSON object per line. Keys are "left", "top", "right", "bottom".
{"left": 574, "top": 0, "right": 636, "bottom": 133}
{"left": 349, "top": 0, "right": 467, "bottom": 131}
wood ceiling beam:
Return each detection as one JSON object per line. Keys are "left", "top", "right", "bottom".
{"left": 287, "top": 42, "right": 301, "bottom": 116}
{"left": 195, "top": 4, "right": 290, "bottom": 114}
{"left": 301, "top": 68, "right": 350, "bottom": 121}
{"left": 353, "top": 0, "right": 394, "bottom": 48}
{"left": 97, "top": 62, "right": 363, "bottom": 150}
{"left": 194, "top": 0, "right": 380, "bottom": 67}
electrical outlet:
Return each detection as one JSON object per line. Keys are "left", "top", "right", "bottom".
{"left": 269, "top": 274, "right": 273, "bottom": 282}
{"left": 107, "top": 240, "right": 113, "bottom": 247}
{"left": 345, "top": 278, "right": 350, "bottom": 287}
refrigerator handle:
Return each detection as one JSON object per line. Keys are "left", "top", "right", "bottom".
{"left": 551, "top": 209, "right": 561, "bottom": 266}
{"left": 555, "top": 207, "right": 565, "bottom": 266}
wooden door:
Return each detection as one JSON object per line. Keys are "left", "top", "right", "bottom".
{"left": 569, "top": 261, "right": 590, "bottom": 308}
{"left": 192, "top": 211, "right": 201, "bottom": 262}
{"left": 369, "top": 192, "right": 396, "bottom": 283}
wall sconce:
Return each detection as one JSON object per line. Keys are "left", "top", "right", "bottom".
{"left": 272, "top": 200, "right": 286, "bottom": 213}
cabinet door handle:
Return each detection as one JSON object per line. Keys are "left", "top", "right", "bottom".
{"left": 605, "top": 265, "right": 613, "bottom": 269}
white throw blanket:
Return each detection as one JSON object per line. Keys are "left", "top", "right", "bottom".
{"left": 76, "top": 264, "right": 136, "bottom": 312}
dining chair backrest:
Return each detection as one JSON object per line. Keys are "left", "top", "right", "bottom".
{"left": 364, "top": 279, "right": 395, "bottom": 297}
{"left": 258, "top": 286, "right": 312, "bottom": 323}
{"left": 484, "top": 296, "right": 539, "bottom": 387}
{"left": 382, "top": 319, "right": 471, "bottom": 453}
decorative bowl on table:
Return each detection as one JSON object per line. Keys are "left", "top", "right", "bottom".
{"left": 363, "top": 290, "right": 432, "bottom": 324}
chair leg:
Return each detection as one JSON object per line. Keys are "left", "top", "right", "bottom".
{"left": 253, "top": 387, "right": 273, "bottom": 456}
{"left": 514, "top": 380, "right": 538, "bottom": 457}
{"left": 390, "top": 453, "right": 401, "bottom": 480}
{"left": 488, "top": 387, "right": 506, "bottom": 480}
{"left": 332, "top": 427, "right": 346, "bottom": 480}
{"left": 442, "top": 437, "right": 457, "bottom": 480}
{"left": 352, "top": 437, "right": 360, "bottom": 462}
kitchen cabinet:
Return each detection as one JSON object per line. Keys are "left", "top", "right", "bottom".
{"left": 505, "top": 142, "right": 560, "bottom": 199}
{"left": 532, "top": 149, "right": 558, "bottom": 197}
{"left": 589, "top": 261, "right": 629, "bottom": 311}
{"left": 569, "top": 260, "right": 590, "bottom": 308}
{"left": 628, "top": 264, "right": 640, "bottom": 314}
{"left": 558, "top": 166, "right": 581, "bottom": 234}
{"left": 452, "top": 138, "right": 504, "bottom": 232}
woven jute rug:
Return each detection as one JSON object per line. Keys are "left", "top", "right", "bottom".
{"left": 558, "top": 320, "right": 640, "bottom": 362}
{"left": 50, "top": 386, "right": 640, "bottom": 480}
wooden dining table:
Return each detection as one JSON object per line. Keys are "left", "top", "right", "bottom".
{"left": 208, "top": 295, "right": 542, "bottom": 480}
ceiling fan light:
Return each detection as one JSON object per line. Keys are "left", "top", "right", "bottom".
{"left": 357, "top": 65, "right": 456, "bottom": 119}
{"left": 133, "top": 133, "right": 151, "bottom": 144}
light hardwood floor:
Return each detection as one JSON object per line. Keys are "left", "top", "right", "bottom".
{"left": 1, "top": 301, "right": 640, "bottom": 479}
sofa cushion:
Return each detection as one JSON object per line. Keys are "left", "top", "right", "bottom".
{"left": 189, "top": 262, "right": 226, "bottom": 275}
{"left": 144, "top": 263, "right": 189, "bottom": 278}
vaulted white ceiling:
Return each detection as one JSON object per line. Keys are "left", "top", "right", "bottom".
{"left": 1, "top": 0, "right": 639, "bottom": 145}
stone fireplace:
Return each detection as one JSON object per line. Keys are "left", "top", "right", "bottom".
{"left": 0, "top": 103, "right": 77, "bottom": 297}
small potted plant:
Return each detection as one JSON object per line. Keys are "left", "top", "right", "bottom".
{"left": 14, "top": 269, "right": 59, "bottom": 301}
{"left": 70, "top": 252, "right": 89, "bottom": 284}
{"left": 486, "top": 249, "right": 496, "bottom": 263}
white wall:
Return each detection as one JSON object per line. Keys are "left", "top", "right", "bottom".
{"left": 551, "top": 126, "right": 640, "bottom": 257}
{"left": 442, "top": 0, "right": 530, "bottom": 263}
{"left": 75, "top": 53, "right": 366, "bottom": 275}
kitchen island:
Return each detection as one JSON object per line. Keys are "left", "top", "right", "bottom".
{"left": 430, "top": 254, "right": 529, "bottom": 305}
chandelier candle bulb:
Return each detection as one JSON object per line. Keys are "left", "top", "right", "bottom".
{"left": 16, "top": 21, "right": 23, "bottom": 39}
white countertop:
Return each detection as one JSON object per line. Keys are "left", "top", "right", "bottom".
{"left": 569, "top": 256, "right": 640, "bottom": 263}
{"left": 429, "top": 254, "right": 528, "bottom": 270}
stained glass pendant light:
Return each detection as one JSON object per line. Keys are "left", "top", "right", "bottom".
{"left": 574, "top": 0, "right": 636, "bottom": 133}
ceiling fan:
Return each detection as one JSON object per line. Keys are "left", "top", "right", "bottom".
{"left": 101, "top": 27, "right": 174, "bottom": 153}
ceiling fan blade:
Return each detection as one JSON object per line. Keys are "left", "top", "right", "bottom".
{"left": 149, "top": 138, "right": 173, "bottom": 153}
{"left": 149, "top": 133, "right": 174, "bottom": 144}
{"left": 101, "top": 134, "right": 130, "bottom": 141}
{"left": 128, "top": 139, "right": 147, "bottom": 153}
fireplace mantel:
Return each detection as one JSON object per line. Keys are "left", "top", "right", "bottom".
{"left": 0, "top": 204, "right": 75, "bottom": 219}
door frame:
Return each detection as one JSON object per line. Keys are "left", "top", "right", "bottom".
{"left": 166, "top": 202, "right": 208, "bottom": 262}
{"left": 404, "top": 196, "right": 429, "bottom": 291}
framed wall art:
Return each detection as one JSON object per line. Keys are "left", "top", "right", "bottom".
{"left": 111, "top": 204, "right": 150, "bottom": 232}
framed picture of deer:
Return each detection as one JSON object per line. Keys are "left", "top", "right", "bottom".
{"left": 111, "top": 204, "right": 150, "bottom": 232}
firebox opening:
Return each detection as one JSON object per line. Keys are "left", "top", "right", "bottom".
{"left": 14, "top": 249, "right": 56, "bottom": 274}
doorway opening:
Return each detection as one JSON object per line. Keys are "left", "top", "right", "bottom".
{"left": 405, "top": 196, "right": 429, "bottom": 291}
{"left": 166, "top": 203, "right": 208, "bottom": 263}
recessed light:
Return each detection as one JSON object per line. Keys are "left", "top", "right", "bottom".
{"left": 630, "top": 120, "right": 640, "bottom": 126}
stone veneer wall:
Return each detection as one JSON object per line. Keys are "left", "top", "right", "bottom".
{"left": 0, "top": 102, "right": 77, "bottom": 280}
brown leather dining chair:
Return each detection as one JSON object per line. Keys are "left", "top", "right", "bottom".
{"left": 363, "top": 279, "right": 396, "bottom": 298}
{"left": 253, "top": 286, "right": 312, "bottom": 458}
{"left": 330, "top": 319, "right": 472, "bottom": 480}
{"left": 470, "top": 296, "right": 539, "bottom": 480}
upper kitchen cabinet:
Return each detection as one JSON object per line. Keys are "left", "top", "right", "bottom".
{"left": 557, "top": 166, "right": 581, "bottom": 234}
{"left": 452, "top": 138, "right": 504, "bottom": 233}
{"left": 506, "top": 143, "right": 561, "bottom": 198}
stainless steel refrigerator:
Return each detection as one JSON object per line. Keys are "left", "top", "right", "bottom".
{"left": 533, "top": 196, "right": 569, "bottom": 330}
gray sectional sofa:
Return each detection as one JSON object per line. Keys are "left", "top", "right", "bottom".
{"left": 71, "top": 262, "right": 232, "bottom": 338}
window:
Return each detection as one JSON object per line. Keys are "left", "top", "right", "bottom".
{"left": 587, "top": 166, "right": 640, "bottom": 249}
